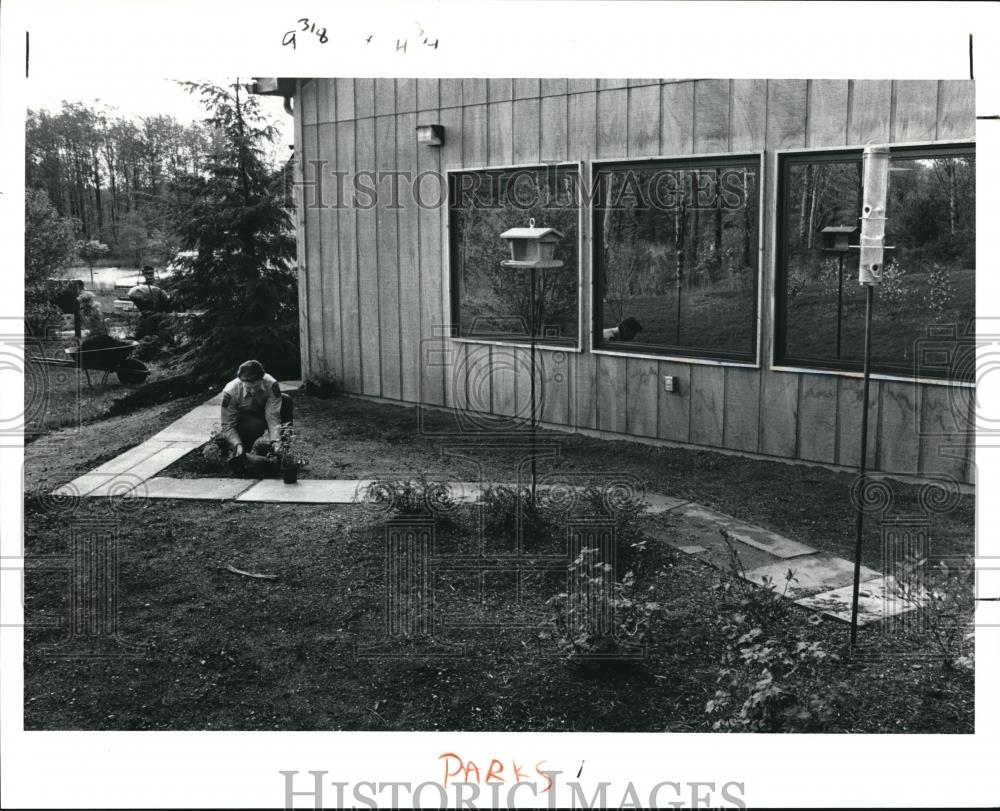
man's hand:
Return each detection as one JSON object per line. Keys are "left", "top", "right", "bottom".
{"left": 234, "top": 444, "right": 244, "bottom": 457}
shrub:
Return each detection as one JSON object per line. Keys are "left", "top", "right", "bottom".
{"left": 704, "top": 531, "right": 837, "bottom": 731}
{"left": 366, "top": 477, "right": 458, "bottom": 520}
{"left": 480, "top": 485, "right": 558, "bottom": 550}
{"left": 542, "top": 547, "right": 660, "bottom": 666}
{"left": 887, "top": 552, "right": 975, "bottom": 670}
{"left": 877, "top": 259, "right": 909, "bottom": 316}
{"left": 578, "top": 485, "right": 650, "bottom": 577}
{"left": 923, "top": 263, "right": 955, "bottom": 321}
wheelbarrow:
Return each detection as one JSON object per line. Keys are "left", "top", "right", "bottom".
{"left": 33, "top": 339, "right": 150, "bottom": 389}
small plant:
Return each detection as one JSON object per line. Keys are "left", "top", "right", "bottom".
{"left": 923, "top": 262, "right": 955, "bottom": 321}
{"left": 704, "top": 531, "right": 835, "bottom": 731}
{"left": 887, "top": 553, "right": 975, "bottom": 670}
{"left": 578, "top": 485, "right": 649, "bottom": 576}
{"left": 705, "top": 633, "right": 835, "bottom": 732}
{"left": 878, "top": 259, "right": 909, "bottom": 315}
{"left": 542, "top": 546, "right": 661, "bottom": 666}
{"left": 266, "top": 423, "right": 308, "bottom": 483}
{"left": 480, "top": 485, "right": 557, "bottom": 549}
{"left": 202, "top": 425, "right": 232, "bottom": 466}
{"left": 305, "top": 373, "right": 340, "bottom": 399}
{"left": 365, "top": 476, "right": 457, "bottom": 519}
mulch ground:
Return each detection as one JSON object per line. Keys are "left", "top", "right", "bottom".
{"left": 23, "top": 389, "right": 975, "bottom": 732}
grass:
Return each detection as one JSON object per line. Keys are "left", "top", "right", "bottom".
{"left": 22, "top": 389, "right": 975, "bottom": 732}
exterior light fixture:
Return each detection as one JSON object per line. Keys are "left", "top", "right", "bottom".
{"left": 416, "top": 124, "right": 444, "bottom": 146}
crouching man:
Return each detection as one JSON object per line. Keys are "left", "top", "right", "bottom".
{"left": 220, "top": 360, "right": 293, "bottom": 467}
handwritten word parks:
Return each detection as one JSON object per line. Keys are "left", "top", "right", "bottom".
{"left": 438, "top": 752, "right": 554, "bottom": 791}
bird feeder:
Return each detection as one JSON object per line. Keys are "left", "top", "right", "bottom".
{"left": 821, "top": 225, "right": 859, "bottom": 253}
{"left": 500, "top": 219, "right": 565, "bottom": 268}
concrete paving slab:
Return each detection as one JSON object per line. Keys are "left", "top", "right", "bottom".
{"left": 143, "top": 477, "right": 258, "bottom": 500}
{"left": 53, "top": 474, "right": 116, "bottom": 497}
{"left": 236, "top": 478, "right": 378, "bottom": 503}
{"left": 676, "top": 504, "right": 816, "bottom": 559}
{"left": 645, "top": 520, "right": 780, "bottom": 572}
{"left": 89, "top": 444, "right": 195, "bottom": 490}
{"left": 744, "top": 555, "right": 882, "bottom": 598}
{"left": 88, "top": 442, "right": 173, "bottom": 475}
{"left": 148, "top": 404, "right": 219, "bottom": 442}
{"left": 794, "top": 576, "right": 925, "bottom": 625}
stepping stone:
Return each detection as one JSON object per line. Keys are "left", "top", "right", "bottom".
{"left": 143, "top": 477, "right": 258, "bottom": 500}
{"left": 794, "top": 576, "right": 925, "bottom": 625}
{"left": 236, "top": 478, "right": 377, "bottom": 504}
{"left": 89, "top": 441, "right": 173, "bottom": 475}
{"left": 52, "top": 474, "right": 116, "bottom": 498}
{"left": 744, "top": 555, "right": 882, "bottom": 599}
{"left": 646, "top": 520, "right": 779, "bottom": 572}
{"left": 87, "top": 445, "right": 196, "bottom": 493}
{"left": 676, "top": 504, "right": 816, "bottom": 559}
{"left": 644, "top": 493, "right": 689, "bottom": 514}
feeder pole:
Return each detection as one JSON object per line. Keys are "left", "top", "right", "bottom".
{"left": 849, "top": 282, "right": 875, "bottom": 645}
{"left": 849, "top": 145, "right": 890, "bottom": 647}
{"left": 835, "top": 253, "right": 845, "bottom": 359}
{"left": 675, "top": 199, "right": 685, "bottom": 346}
{"left": 529, "top": 265, "right": 537, "bottom": 501}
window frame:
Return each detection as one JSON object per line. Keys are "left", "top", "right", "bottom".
{"left": 590, "top": 151, "right": 765, "bottom": 367}
{"left": 773, "top": 141, "right": 976, "bottom": 386}
{"left": 446, "top": 161, "right": 584, "bottom": 352}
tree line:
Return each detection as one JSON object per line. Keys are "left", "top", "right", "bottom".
{"left": 25, "top": 101, "right": 226, "bottom": 265}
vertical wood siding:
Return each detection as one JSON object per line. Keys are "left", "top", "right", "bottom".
{"left": 297, "top": 78, "right": 975, "bottom": 482}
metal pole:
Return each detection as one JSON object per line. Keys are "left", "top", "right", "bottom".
{"left": 849, "top": 282, "right": 875, "bottom": 646}
{"left": 529, "top": 266, "right": 537, "bottom": 501}
{"left": 675, "top": 202, "right": 684, "bottom": 346}
{"left": 835, "top": 254, "right": 844, "bottom": 359}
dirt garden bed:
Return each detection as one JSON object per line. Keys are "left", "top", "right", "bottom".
{"left": 22, "top": 390, "right": 975, "bottom": 732}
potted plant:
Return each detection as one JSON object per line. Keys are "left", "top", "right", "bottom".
{"left": 269, "top": 423, "right": 305, "bottom": 484}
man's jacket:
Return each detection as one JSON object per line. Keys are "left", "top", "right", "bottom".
{"left": 220, "top": 374, "right": 283, "bottom": 446}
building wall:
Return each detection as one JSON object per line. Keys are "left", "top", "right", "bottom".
{"left": 294, "top": 78, "right": 976, "bottom": 483}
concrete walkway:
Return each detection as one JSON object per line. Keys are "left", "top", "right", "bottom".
{"left": 52, "top": 385, "right": 914, "bottom": 627}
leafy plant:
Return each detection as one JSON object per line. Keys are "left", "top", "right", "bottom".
{"left": 578, "top": 485, "right": 649, "bottom": 577}
{"left": 704, "top": 531, "right": 836, "bottom": 731}
{"left": 887, "top": 553, "right": 975, "bottom": 670}
{"left": 542, "top": 546, "right": 660, "bottom": 665}
{"left": 480, "top": 485, "right": 558, "bottom": 549}
{"left": 202, "top": 425, "right": 232, "bottom": 466}
{"left": 305, "top": 373, "right": 341, "bottom": 399}
{"left": 266, "top": 422, "right": 308, "bottom": 470}
{"left": 878, "top": 259, "right": 909, "bottom": 315}
{"left": 923, "top": 262, "right": 955, "bottom": 321}
{"left": 366, "top": 477, "right": 457, "bottom": 519}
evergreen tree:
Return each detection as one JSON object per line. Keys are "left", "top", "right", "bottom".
{"left": 165, "top": 80, "right": 297, "bottom": 381}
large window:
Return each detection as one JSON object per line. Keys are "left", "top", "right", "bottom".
{"left": 777, "top": 145, "right": 975, "bottom": 379}
{"left": 593, "top": 156, "right": 761, "bottom": 362}
{"left": 449, "top": 164, "right": 579, "bottom": 346}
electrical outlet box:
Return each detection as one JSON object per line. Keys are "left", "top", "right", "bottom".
{"left": 663, "top": 375, "right": 678, "bottom": 393}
